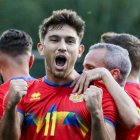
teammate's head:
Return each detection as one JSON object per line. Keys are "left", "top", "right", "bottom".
{"left": 83, "top": 43, "right": 131, "bottom": 86}
{"left": 0, "top": 29, "right": 33, "bottom": 56}
{"left": 37, "top": 9, "right": 85, "bottom": 80}
{"left": 101, "top": 32, "right": 140, "bottom": 72}
{"left": 0, "top": 29, "right": 34, "bottom": 82}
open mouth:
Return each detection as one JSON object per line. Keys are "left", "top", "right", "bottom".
{"left": 55, "top": 55, "right": 67, "bottom": 67}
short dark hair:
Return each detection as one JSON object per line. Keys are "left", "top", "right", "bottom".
{"left": 0, "top": 29, "right": 33, "bottom": 56}
{"left": 39, "top": 9, "right": 85, "bottom": 43}
{"left": 101, "top": 32, "right": 140, "bottom": 71}
{"left": 89, "top": 43, "right": 131, "bottom": 86}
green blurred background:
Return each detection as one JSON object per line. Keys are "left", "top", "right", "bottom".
{"left": 1, "top": 0, "right": 140, "bottom": 78}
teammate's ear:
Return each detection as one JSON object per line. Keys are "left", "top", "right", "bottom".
{"left": 29, "top": 54, "right": 35, "bottom": 69}
{"left": 78, "top": 44, "right": 85, "bottom": 58}
{"left": 110, "top": 69, "right": 120, "bottom": 81}
{"left": 37, "top": 43, "right": 44, "bottom": 56}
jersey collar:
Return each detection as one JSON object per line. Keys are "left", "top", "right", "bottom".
{"left": 43, "top": 76, "right": 72, "bottom": 87}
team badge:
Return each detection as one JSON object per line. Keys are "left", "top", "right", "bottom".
{"left": 69, "top": 94, "right": 84, "bottom": 103}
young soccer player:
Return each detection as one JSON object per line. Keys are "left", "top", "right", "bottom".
{"left": 0, "top": 29, "right": 35, "bottom": 118}
{"left": 101, "top": 32, "right": 140, "bottom": 139}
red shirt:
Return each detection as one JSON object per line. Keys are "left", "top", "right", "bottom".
{"left": 0, "top": 77, "right": 35, "bottom": 119}
{"left": 0, "top": 81, "right": 10, "bottom": 118}
{"left": 116, "top": 82, "right": 140, "bottom": 140}
{"left": 18, "top": 77, "right": 118, "bottom": 140}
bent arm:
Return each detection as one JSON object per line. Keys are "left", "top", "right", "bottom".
{"left": 73, "top": 68, "right": 140, "bottom": 129}
{"left": 101, "top": 68, "right": 140, "bottom": 129}
{"left": 0, "top": 102, "right": 23, "bottom": 140}
{"left": 90, "top": 111, "right": 115, "bottom": 140}
{"left": 0, "top": 79, "right": 27, "bottom": 140}
{"left": 83, "top": 85, "right": 116, "bottom": 140}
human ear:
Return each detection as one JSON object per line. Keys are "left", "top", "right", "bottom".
{"left": 78, "top": 44, "right": 85, "bottom": 58}
{"left": 29, "top": 55, "right": 35, "bottom": 69}
{"left": 110, "top": 69, "right": 120, "bottom": 81}
{"left": 37, "top": 43, "right": 44, "bottom": 56}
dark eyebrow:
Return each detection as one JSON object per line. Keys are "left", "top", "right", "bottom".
{"left": 48, "top": 35, "right": 59, "bottom": 39}
{"left": 66, "top": 36, "right": 75, "bottom": 39}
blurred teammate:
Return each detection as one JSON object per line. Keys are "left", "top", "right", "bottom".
{"left": 101, "top": 32, "right": 140, "bottom": 139}
{"left": 0, "top": 29, "right": 35, "bottom": 118}
{"left": 72, "top": 42, "right": 140, "bottom": 130}
{"left": 0, "top": 9, "right": 120, "bottom": 140}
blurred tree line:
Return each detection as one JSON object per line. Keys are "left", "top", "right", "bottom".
{"left": 1, "top": 0, "right": 140, "bottom": 77}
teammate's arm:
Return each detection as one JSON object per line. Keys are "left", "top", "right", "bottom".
{"left": 73, "top": 68, "right": 140, "bottom": 129}
{"left": 84, "top": 85, "right": 116, "bottom": 140}
{"left": 0, "top": 107, "right": 23, "bottom": 140}
{"left": 0, "top": 79, "right": 27, "bottom": 140}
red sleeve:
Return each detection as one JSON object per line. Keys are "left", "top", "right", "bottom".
{"left": 102, "top": 89, "right": 118, "bottom": 126}
{"left": 128, "top": 123, "right": 140, "bottom": 139}
{"left": 0, "top": 86, "right": 8, "bottom": 119}
{"left": 0, "top": 81, "right": 10, "bottom": 118}
{"left": 0, "top": 92, "right": 3, "bottom": 119}
{"left": 94, "top": 81, "right": 118, "bottom": 126}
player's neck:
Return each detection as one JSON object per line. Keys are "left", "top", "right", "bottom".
{"left": 46, "top": 70, "right": 80, "bottom": 85}
{"left": 127, "top": 71, "right": 140, "bottom": 83}
{"left": 1, "top": 66, "right": 30, "bottom": 82}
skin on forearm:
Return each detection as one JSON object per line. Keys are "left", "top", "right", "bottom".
{"left": 90, "top": 111, "right": 115, "bottom": 140}
{"left": 0, "top": 102, "right": 21, "bottom": 140}
{"left": 101, "top": 69, "right": 139, "bottom": 128}
{"left": 0, "top": 79, "right": 26, "bottom": 140}
{"left": 83, "top": 84, "right": 115, "bottom": 140}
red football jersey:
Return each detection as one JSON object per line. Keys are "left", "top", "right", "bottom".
{"left": 18, "top": 77, "right": 118, "bottom": 140}
{"left": 116, "top": 82, "right": 140, "bottom": 140}
{"left": 0, "top": 77, "right": 35, "bottom": 119}
{"left": 0, "top": 81, "right": 10, "bottom": 119}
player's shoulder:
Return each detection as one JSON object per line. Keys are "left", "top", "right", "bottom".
{"left": 27, "top": 77, "right": 45, "bottom": 90}
{"left": 22, "top": 77, "right": 46, "bottom": 100}
{"left": 125, "top": 82, "right": 140, "bottom": 91}
{"left": 0, "top": 81, "right": 11, "bottom": 105}
{"left": 0, "top": 81, "right": 10, "bottom": 92}
{"left": 125, "top": 82, "right": 140, "bottom": 88}
{"left": 0, "top": 80, "right": 10, "bottom": 87}
{"left": 94, "top": 81, "right": 112, "bottom": 96}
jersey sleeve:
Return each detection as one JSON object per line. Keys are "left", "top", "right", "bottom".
{"left": 94, "top": 81, "right": 118, "bottom": 126}
{"left": 0, "top": 87, "right": 8, "bottom": 119}
{"left": 17, "top": 97, "right": 25, "bottom": 116}
{"left": 0, "top": 91, "right": 3, "bottom": 119}
{"left": 102, "top": 89, "right": 118, "bottom": 126}
{"left": 127, "top": 123, "right": 140, "bottom": 139}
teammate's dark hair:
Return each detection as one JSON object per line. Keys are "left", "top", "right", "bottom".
{"left": 0, "top": 29, "right": 33, "bottom": 56}
{"left": 101, "top": 32, "right": 140, "bottom": 71}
